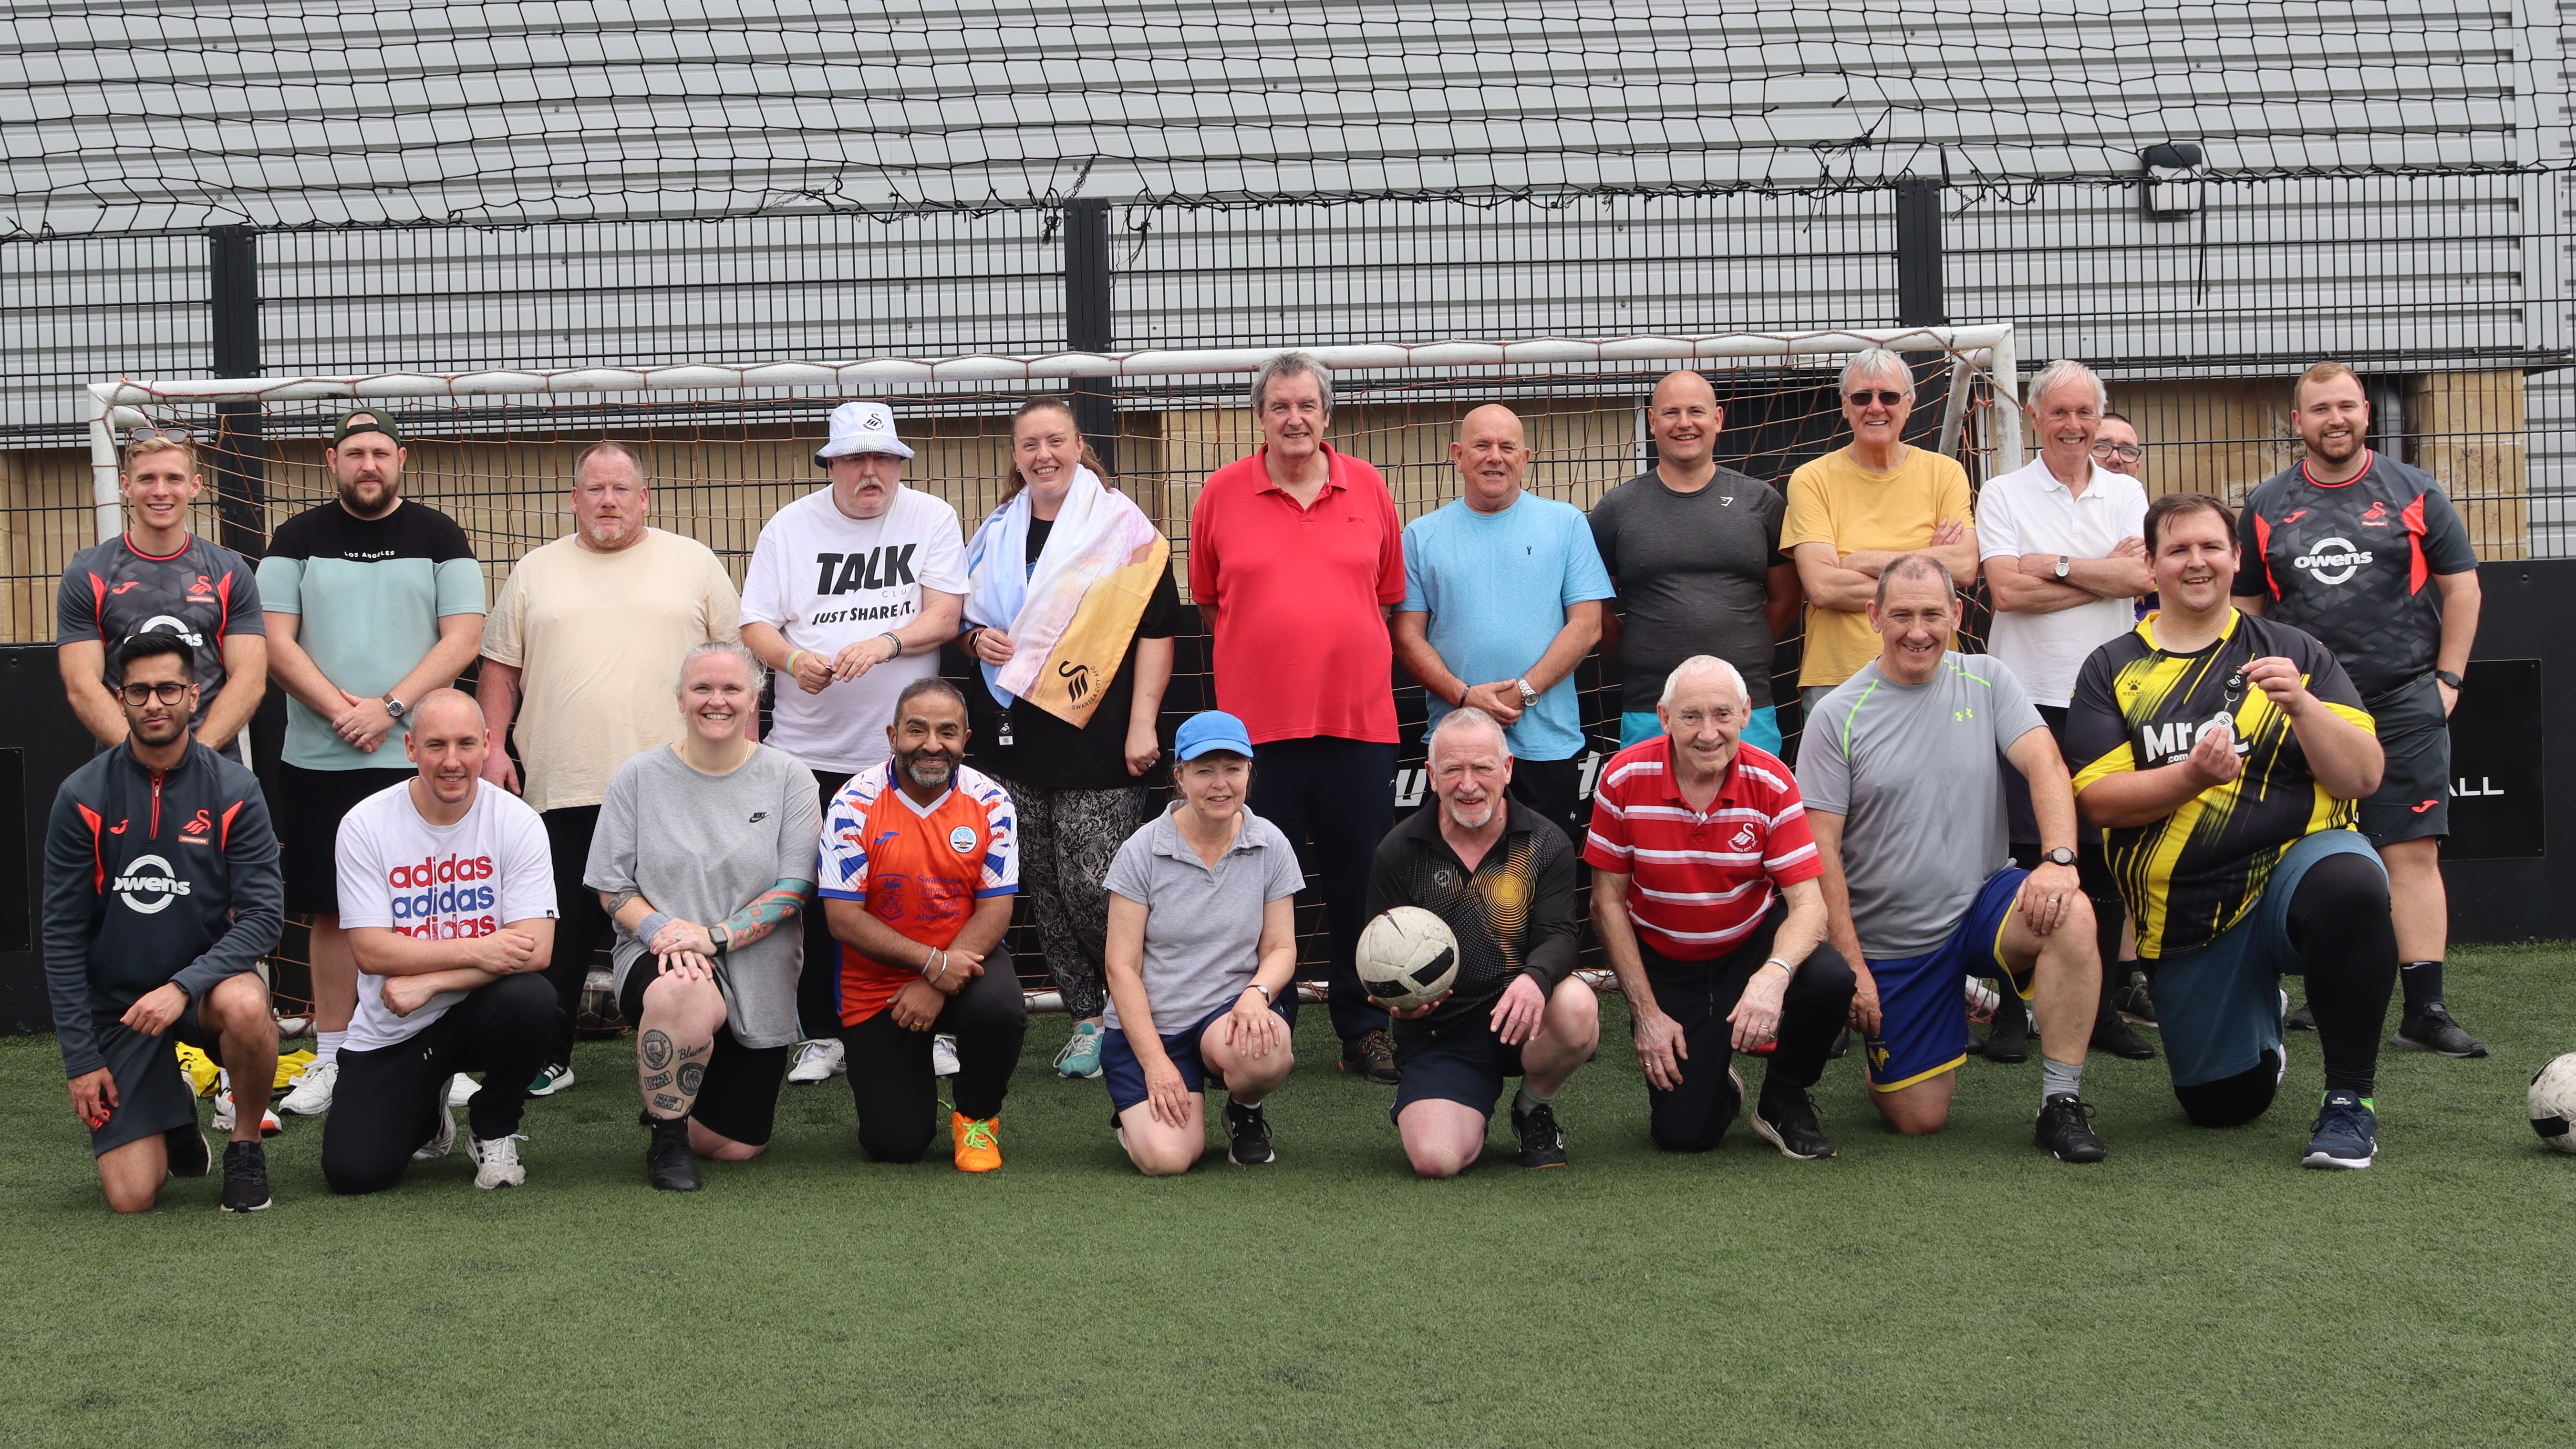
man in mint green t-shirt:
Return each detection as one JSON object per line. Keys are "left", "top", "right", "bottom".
{"left": 1391, "top": 404, "right": 1615, "bottom": 836}
{"left": 259, "top": 408, "right": 487, "bottom": 1116}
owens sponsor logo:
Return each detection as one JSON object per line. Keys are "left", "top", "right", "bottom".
{"left": 2292, "top": 537, "right": 2372, "bottom": 585}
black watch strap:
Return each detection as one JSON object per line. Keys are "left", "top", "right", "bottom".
{"left": 2435, "top": 669, "right": 2465, "bottom": 691}
{"left": 2043, "top": 846, "right": 2078, "bottom": 867}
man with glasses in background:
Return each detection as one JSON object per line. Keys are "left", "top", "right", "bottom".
{"left": 2093, "top": 414, "right": 2145, "bottom": 479}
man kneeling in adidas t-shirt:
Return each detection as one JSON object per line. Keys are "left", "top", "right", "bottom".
{"left": 321, "top": 690, "right": 559, "bottom": 1193}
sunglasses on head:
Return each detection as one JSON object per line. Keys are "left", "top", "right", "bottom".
{"left": 126, "top": 425, "right": 193, "bottom": 444}
{"left": 1845, "top": 390, "right": 1907, "bottom": 407}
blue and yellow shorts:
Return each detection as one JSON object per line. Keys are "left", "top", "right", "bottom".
{"left": 1862, "top": 866, "right": 2029, "bottom": 1091}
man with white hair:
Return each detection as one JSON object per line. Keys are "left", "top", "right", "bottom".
{"left": 1585, "top": 655, "right": 1857, "bottom": 1159}
{"left": 1797, "top": 554, "right": 2110, "bottom": 1161}
{"left": 739, "top": 402, "right": 969, "bottom": 1085}
{"left": 1781, "top": 347, "right": 1980, "bottom": 721}
{"left": 1367, "top": 708, "right": 1598, "bottom": 1175}
{"left": 1975, "top": 360, "right": 2155, "bottom": 1063}
{"left": 477, "top": 440, "right": 744, "bottom": 1096}
{"left": 1392, "top": 403, "right": 1614, "bottom": 837}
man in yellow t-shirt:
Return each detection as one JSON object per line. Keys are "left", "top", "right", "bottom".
{"left": 1780, "top": 346, "right": 1981, "bottom": 720}
{"left": 475, "top": 440, "right": 744, "bottom": 1094}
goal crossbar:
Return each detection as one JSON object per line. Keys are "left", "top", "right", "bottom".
{"left": 83, "top": 325, "right": 2021, "bottom": 544}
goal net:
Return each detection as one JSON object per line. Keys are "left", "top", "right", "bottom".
{"left": 84, "top": 325, "right": 2023, "bottom": 1016}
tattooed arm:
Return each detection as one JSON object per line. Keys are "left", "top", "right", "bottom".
{"left": 713, "top": 878, "right": 813, "bottom": 953}
{"left": 605, "top": 879, "right": 811, "bottom": 959}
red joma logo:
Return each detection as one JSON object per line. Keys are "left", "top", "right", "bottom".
{"left": 109, "top": 581, "right": 142, "bottom": 595}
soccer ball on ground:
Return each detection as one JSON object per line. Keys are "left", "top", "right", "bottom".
{"left": 2530, "top": 1053, "right": 2576, "bottom": 1155}
{"left": 1356, "top": 906, "right": 1460, "bottom": 1010}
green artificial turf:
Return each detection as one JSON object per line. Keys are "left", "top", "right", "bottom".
{"left": 3, "top": 943, "right": 2572, "bottom": 1448}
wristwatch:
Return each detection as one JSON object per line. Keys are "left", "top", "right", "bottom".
{"left": 708, "top": 923, "right": 731, "bottom": 957}
{"left": 382, "top": 694, "right": 408, "bottom": 721}
{"left": 2435, "top": 669, "right": 2465, "bottom": 692}
{"left": 2042, "top": 846, "right": 2078, "bottom": 868}
{"left": 1247, "top": 982, "right": 1274, "bottom": 1003}
{"left": 2053, "top": 555, "right": 2072, "bottom": 580}
{"left": 1515, "top": 678, "right": 1540, "bottom": 708}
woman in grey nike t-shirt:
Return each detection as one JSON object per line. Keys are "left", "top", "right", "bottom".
{"left": 585, "top": 641, "right": 820, "bottom": 1191}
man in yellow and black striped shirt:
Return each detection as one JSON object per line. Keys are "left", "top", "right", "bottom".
{"left": 2065, "top": 493, "right": 2398, "bottom": 1171}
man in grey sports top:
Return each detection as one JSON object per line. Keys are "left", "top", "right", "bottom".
{"left": 1794, "top": 553, "right": 2110, "bottom": 1162}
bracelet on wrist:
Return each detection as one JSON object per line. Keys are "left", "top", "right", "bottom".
{"left": 784, "top": 648, "right": 807, "bottom": 675}
{"left": 879, "top": 631, "right": 903, "bottom": 661}
{"left": 637, "top": 910, "right": 674, "bottom": 946}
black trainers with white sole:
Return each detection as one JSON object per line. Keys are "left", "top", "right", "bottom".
{"left": 2393, "top": 1004, "right": 2488, "bottom": 1059}
{"left": 1749, "top": 1090, "right": 1837, "bottom": 1159}
{"left": 2034, "top": 1094, "right": 2109, "bottom": 1163}
{"left": 1223, "top": 1100, "right": 1276, "bottom": 1166}
{"left": 220, "top": 1140, "right": 271, "bottom": 1212}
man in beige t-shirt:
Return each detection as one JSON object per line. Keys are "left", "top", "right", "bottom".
{"left": 476, "top": 440, "right": 742, "bottom": 1092}
{"left": 1780, "top": 346, "right": 1980, "bottom": 720}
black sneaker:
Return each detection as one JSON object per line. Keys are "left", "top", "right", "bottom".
{"left": 1825, "top": 1029, "right": 1851, "bottom": 1060}
{"left": 1511, "top": 1099, "right": 1568, "bottom": 1169}
{"left": 2111, "top": 973, "right": 2158, "bottom": 1025}
{"left": 1982, "top": 1006, "right": 2030, "bottom": 1064}
{"left": 1222, "top": 1099, "right": 1276, "bottom": 1166}
{"left": 2034, "top": 1094, "right": 2109, "bottom": 1163}
{"left": 1749, "top": 1090, "right": 1837, "bottom": 1159}
{"left": 646, "top": 1116, "right": 701, "bottom": 1192}
{"left": 2284, "top": 1000, "right": 2317, "bottom": 1032}
{"left": 2394, "top": 1004, "right": 2488, "bottom": 1059}
{"left": 1340, "top": 1029, "right": 1399, "bottom": 1085}
{"left": 220, "top": 1140, "right": 271, "bottom": 1212}
{"left": 2091, "top": 1014, "right": 2157, "bottom": 1061}
{"left": 165, "top": 1122, "right": 213, "bottom": 1180}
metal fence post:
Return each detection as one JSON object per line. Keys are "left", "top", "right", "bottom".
{"left": 1064, "top": 198, "right": 1116, "bottom": 472}
{"left": 207, "top": 226, "right": 267, "bottom": 558}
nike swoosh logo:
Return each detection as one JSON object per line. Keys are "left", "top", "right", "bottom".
{"left": 2411, "top": 800, "right": 2438, "bottom": 813}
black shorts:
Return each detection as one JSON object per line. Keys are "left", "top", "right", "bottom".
{"left": 2359, "top": 676, "right": 2450, "bottom": 846}
{"left": 616, "top": 966, "right": 791, "bottom": 1148}
{"left": 86, "top": 994, "right": 223, "bottom": 1156}
{"left": 276, "top": 764, "right": 416, "bottom": 915}
{"left": 1389, "top": 1011, "right": 1525, "bottom": 1122}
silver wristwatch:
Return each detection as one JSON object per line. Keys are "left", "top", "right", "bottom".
{"left": 2053, "top": 555, "right": 2072, "bottom": 580}
{"left": 1515, "top": 678, "right": 1540, "bottom": 708}
{"left": 382, "top": 694, "right": 408, "bottom": 721}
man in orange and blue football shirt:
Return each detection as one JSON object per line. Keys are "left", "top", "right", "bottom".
{"left": 817, "top": 677, "right": 1023, "bottom": 1170}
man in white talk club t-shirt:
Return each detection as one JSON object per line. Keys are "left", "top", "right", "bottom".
{"left": 739, "top": 400, "right": 970, "bottom": 1081}
{"left": 1974, "top": 358, "right": 2154, "bottom": 1064}
{"left": 319, "top": 690, "right": 560, "bottom": 1195}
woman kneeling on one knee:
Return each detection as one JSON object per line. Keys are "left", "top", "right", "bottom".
{"left": 1099, "top": 711, "right": 1305, "bottom": 1174}
{"left": 585, "top": 641, "right": 820, "bottom": 1191}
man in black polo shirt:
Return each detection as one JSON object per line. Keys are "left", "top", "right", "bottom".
{"left": 1366, "top": 708, "right": 1599, "bottom": 1177}
{"left": 2236, "top": 360, "right": 2485, "bottom": 1058}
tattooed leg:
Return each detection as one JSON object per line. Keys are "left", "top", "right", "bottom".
{"left": 636, "top": 971, "right": 727, "bottom": 1120}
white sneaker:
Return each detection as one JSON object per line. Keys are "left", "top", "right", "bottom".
{"left": 932, "top": 1034, "right": 961, "bottom": 1077}
{"left": 278, "top": 1058, "right": 338, "bottom": 1116}
{"left": 212, "top": 1089, "right": 282, "bottom": 1137}
{"left": 468, "top": 1132, "right": 527, "bottom": 1189}
{"left": 526, "top": 1063, "right": 576, "bottom": 1097}
{"left": 787, "top": 1038, "right": 846, "bottom": 1084}
{"left": 447, "top": 1073, "right": 480, "bottom": 1107}
{"left": 413, "top": 1102, "right": 457, "bottom": 1161}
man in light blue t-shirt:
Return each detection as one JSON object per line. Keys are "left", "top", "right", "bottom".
{"left": 1392, "top": 404, "right": 1615, "bottom": 836}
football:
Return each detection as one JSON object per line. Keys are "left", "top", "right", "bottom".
{"left": 1356, "top": 906, "right": 1460, "bottom": 1010}
{"left": 2530, "top": 1053, "right": 2576, "bottom": 1154}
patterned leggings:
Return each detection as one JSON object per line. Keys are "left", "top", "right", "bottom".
{"left": 997, "top": 779, "right": 1154, "bottom": 1022}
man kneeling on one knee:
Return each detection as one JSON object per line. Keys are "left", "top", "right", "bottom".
{"left": 1798, "top": 554, "right": 2110, "bottom": 1162}
{"left": 1590, "top": 656, "right": 1856, "bottom": 1159}
{"left": 1370, "top": 708, "right": 1600, "bottom": 1177}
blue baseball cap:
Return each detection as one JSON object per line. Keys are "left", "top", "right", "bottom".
{"left": 1174, "top": 710, "right": 1255, "bottom": 761}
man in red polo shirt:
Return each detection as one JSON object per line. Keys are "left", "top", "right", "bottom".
{"left": 1586, "top": 655, "right": 1856, "bottom": 1159}
{"left": 1189, "top": 352, "right": 1407, "bottom": 1083}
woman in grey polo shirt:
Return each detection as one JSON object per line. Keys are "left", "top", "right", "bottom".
{"left": 585, "top": 641, "right": 821, "bottom": 1192}
{"left": 1100, "top": 711, "right": 1305, "bottom": 1174}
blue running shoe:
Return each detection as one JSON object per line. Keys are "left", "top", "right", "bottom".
{"left": 2302, "top": 1089, "right": 2378, "bottom": 1170}
{"left": 1054, "top": 1021, "right": 1106, "bottom": 1080}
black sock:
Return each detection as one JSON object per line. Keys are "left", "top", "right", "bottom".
{"left": 2400, "top": 960, "right": 2444, "bottom": 1016}
{"left": 2286, "top": 854, "right": 2398, "bottom": 1096}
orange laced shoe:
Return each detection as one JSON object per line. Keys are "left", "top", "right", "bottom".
{"left": 952, "top": 1111, "right": 1003, "bottom": 1172}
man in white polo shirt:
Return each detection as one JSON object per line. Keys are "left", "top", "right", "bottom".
{"left": 739, "top": 401, "right": 970, "bottom": 1082}
{"left": 1976, "top": 359, "right": 2152, "bottom": 1064}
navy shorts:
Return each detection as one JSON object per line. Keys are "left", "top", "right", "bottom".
{"left": 2153, "top": 830, "right": 2384, "bottom": 1088}
{"left": 1389, "top": 1014, "right": 1526, "bottom": 1121}
{"left": 87, "top": 994, "right": 223, "bottom": 1156}
{"left": 1102, "top": 1000, "right": 1290, "bottom": 1118}
{"left": 1863, "top": 867, "right": 2028, "bottom": 1091}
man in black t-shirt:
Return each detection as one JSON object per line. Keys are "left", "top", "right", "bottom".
{"left": 2235, "top": 360, "right": 2485, "bottom": 1058}
{"left": 1365, "top": 708, "right": 1599, "bottom": 1176}
{"left": 1590, "top": 371, "right": 1800, "bottom": 757}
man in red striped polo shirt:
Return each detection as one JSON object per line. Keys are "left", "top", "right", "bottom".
{"left": 1585, "top": 655, "right": 1856, "bottom": 1159}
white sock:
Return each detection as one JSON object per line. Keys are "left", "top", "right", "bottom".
{"left": 315, "top": 1030, "right": 346, "bottom": 1068}
{"left": 2041, "top": 1057, "right": 2085, "bottom": 1105}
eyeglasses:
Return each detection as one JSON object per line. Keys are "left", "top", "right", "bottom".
{"left": 2092, "top": 443, "right": 2143, "bottom": 461}
{"left": 1845, "top": 390, "right": 1908, "bottom": 408}
{"left": 126, "top": 425, "right": 193, "bottom": 445}
{"left": 118, "top": 681, "right": 193, "bottom": 705}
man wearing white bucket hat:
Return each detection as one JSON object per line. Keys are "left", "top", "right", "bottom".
{"left": 741, "top": 402, "right": 970, "bottom": 1079}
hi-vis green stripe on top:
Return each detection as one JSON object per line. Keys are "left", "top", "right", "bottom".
{"left": 2064, "top": 610, "right": 2373, "bottom": 959}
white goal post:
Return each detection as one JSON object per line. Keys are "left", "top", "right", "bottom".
{"left": 84, "top": 325, "right": 2022, "bottom": 545}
